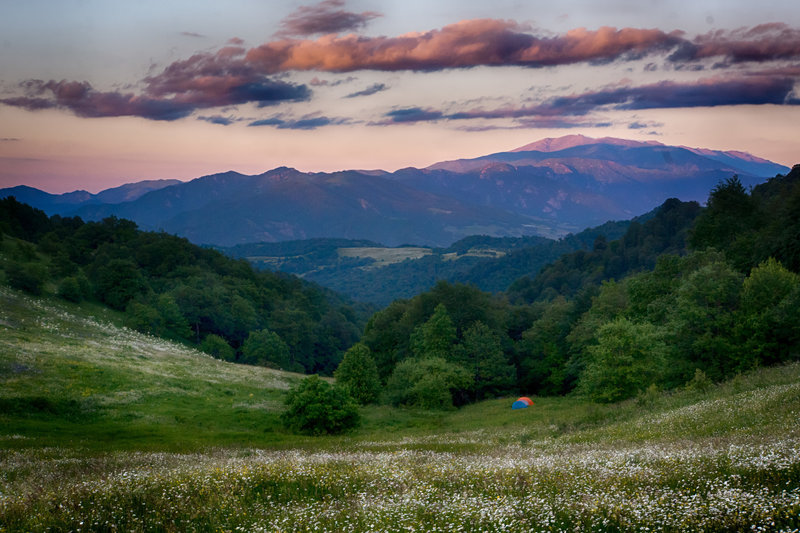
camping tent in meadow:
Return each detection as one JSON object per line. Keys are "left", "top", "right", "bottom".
{"left": 512, "top": 397, "right": 534, "bottom": 409}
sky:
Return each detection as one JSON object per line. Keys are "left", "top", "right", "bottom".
{"left": 1, "top": 0, "right": 799, "bottom": 193}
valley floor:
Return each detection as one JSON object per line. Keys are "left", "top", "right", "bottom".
{"left": 1, "top": 288, "right": 799, "bottom": 531}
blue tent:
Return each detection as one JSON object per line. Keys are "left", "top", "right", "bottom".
{"left": 511, "top": 400, "right": 529, "bottom": 409}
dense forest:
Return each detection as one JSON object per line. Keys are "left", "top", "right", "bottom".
{"left": 0, "top": 199, "right": 368, "bottom": 374}
{"left": 359, "top": 166, "right": 800, "bottom": 406}
{"left": 2, "top": 165, "right": 799, "bottom": 408}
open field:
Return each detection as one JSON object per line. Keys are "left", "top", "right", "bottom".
{"left": 1, "top": 288, "right": 799, "bottom": 531}
{"left": 337, "top": 247, "right": 433, "bottom": 268}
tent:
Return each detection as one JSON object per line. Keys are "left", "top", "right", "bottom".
{"left": 512, "top": 397, "right": 535, "bottom": 409}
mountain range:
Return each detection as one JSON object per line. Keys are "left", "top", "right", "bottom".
{"left": 1, "top": 135, "right": 789, "bottom": 247}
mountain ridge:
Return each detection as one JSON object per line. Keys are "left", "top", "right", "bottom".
{"left": 1, "top": 135, "right": 789, "bottom": 248}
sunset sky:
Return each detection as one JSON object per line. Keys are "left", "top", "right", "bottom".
{"left": 1, "top": 0, "right": 799, "bottom": 193}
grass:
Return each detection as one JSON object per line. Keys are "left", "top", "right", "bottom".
{"left": 337, "top": 246, "right": 433, "bottom": 268}
{"left": 1, "top": 286, "right": 800, "bottom": 531}
{"left": 0, "top": 287, "right": 301, "bottom": 451}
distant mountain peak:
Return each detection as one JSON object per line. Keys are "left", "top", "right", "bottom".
{"left": 511, "top": 135, "right": 663, "bottom": 153}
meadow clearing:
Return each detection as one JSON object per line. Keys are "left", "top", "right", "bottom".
{"left": 1, "top": 287, "right": 799, "bottom": 531}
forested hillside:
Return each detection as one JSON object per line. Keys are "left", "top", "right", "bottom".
{"left": 507, "top": 197, "right": 702, "bottom": 303}
{"left": 360, "top": 166, "right": 800, "bottom": 407}
{"left": 3, "top": 166, "right": 799, "bottom": 407}
{"left": 0, "top": 199, "right": 368, "bottom": 374}
{"left": 224, "top": 220, "right": 630, "bottom": 306}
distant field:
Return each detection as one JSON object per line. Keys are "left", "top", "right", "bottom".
{"left": 1, "top": 287, "right": 799, "bottom": 531}
{"left": 337, "top": 246, "right": 433, "bottom": 267}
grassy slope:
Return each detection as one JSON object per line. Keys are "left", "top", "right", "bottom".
{"left": 0, "top": 287, "right": 304, "bottom": 451}
{"left": 2, "top": 287, "right": 800, "bottom": 531}
{"left": 2, "top": 285, "right": 799, "bottom": 452}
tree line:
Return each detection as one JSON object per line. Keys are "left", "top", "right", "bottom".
{"left": 340, "top": 167, "right": 800, "bottom": 407}
{"left": 0, "top": 199, "right": 368, "bottom": 374}
{"left": 3, "top": 164, "right": 800, "bottom": 411}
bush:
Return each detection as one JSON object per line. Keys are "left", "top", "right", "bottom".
{"left": 281, "top": 375, "right": 360, "bottom": 435}
{"left": 685, "top": 368, "right": 713, "bottom": 394}
{"left": 200, "top": 334, "right": 235, "bottom": 361}
{"left": 57, "top": 275, "right": 89, "bottom": 302}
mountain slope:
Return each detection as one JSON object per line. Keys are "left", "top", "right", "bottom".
{"left": 0, "top": 179, "right": 181, "bottom": 215}
{"left": 413, "top": 136, "right": 787, "bottom": 230}
{"left": 76, "top": 168, "right": 542, "bottom": 247}
{"left": 2, "top": 136, "right": 788, "bottom": 247}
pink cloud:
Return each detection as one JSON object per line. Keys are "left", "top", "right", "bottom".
{"left": 248, "top": 20, "right": 684, "bottom": 72}
{"left": 3, "top": 19, "right": 800, "bottom": 124}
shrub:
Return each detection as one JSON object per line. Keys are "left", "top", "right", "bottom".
{"left": 200, "top": 334, "right": 235, "bottom": 362}
{"left": 685, "top": 368, "right": 713, "bottom": 394}
{"left": 57, "top": 275, "right": 89, "bottom": 302}
{"left": 281, "top": 375, "right": 360, "bottom": 435}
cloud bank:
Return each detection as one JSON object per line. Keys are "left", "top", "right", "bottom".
{"left": 381, "top": 74, "right": 799, "bottom": 126}
{"left": 2, "top": 18, "right": 799, "bottom": 124}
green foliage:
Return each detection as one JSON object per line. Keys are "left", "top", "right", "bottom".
{"left": 281, "top": 375, "right": 360, "bottom": 435}
{"left": 508, "top": 198, "right": 701, "bottom": 304}
{"left": 92, "top": 258, "right": 148, "bottom": 310}
{"left": 672, "top": 259, "right": 743, "bottom": 379}
{"left": 690, "top": 176, "right": 760, "bottom": 270}
{"left": 737, "top": 258, "right": 800, "bottom": 366}
{"left": 685, "top": 368, "right": 713, "bottom": 394}
{"left": 125, "top": 294, "right": 192, "bottom": 341}
{"left": 0, "top": 201, "right": 367, "bottom": 374}
{"left": 519, "top": 297, "right": 577, "bottom": 395}
{"left": 579, "top": 318, "right": 668, "bottom": 403}
{"left": 5, "top": 260, "right": 48, "bottom": 295}
{"left": 334, "top": 343, "right": 381, "bottom": 405}
{"left": 410, "top": 303, "right": 456, "bottom": 359}
{"left": 384, "top": 357, "right": 471, "bottom": 409}
{"left": 201, "top": 334, "right": 236, "bottom": 362}
{"left": 363, "top": 281, "right": 510, "bottom": 384}
{"left": 242, "top": 329, "right": 291, "bottom": 369}
{"left": 455, "top": 321, "right": 515, "bottom": 400}
{"left": 57, "top": 273, "right": 91, "bottom": 303}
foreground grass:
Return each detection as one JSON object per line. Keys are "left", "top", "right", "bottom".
{"left": 1, "top": 288, "right": 800, "bottom": 531}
